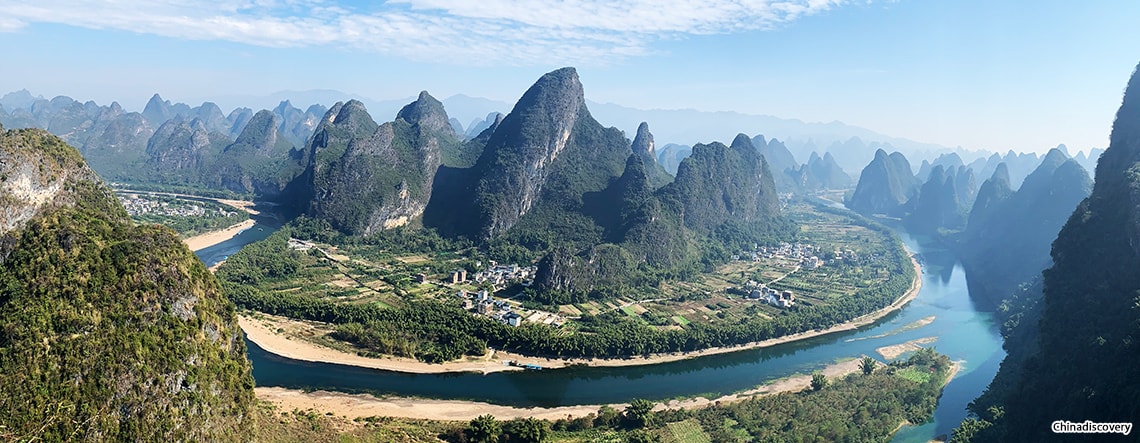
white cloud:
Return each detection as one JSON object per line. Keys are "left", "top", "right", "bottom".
{"left": 0, "top": 16, "right": 27, "bottom": 31}
{"left": 0, "top": 0, "right": 851, "bottom": 65}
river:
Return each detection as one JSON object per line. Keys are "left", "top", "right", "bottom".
{"left": 197, "top": 220, "right": 1005, "bottom": 442}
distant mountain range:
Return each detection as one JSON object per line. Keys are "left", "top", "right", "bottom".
{"left": 5, "top": 87, "right": 1103, "bottom": 194}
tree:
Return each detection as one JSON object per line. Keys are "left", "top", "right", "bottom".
{"left": 624, "top": 399, "right": 657, "bottom": 428}
{"left": 811, "top": 373, "right": 828, "bottom": 391}
{"left": 860, "top": 356, "right": 877, "bottom": 375}
{"left": 504, "top": 417, "right": 550, "bottom": 443}
{"left": 467, "top": 414, "right": 501, "bottom": 443}
{"left": 595, "top": 405, "right": 620, "bottom": 428}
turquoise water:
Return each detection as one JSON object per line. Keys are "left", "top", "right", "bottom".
{"left": 199, "top": 223, "right": 1004, "bottom": 441}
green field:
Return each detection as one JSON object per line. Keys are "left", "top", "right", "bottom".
{"left": 896, "top": 366, "right": 933, "bottom": 384}
{"left": 666, "top": 419, "right": 712, "bottom": 443}
{"left": 671, "top": 315, "right": 691, "bottom": 326}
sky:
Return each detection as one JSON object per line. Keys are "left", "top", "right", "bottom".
{"left": 1, "top": 0, "right": 1138, "bottom": 154}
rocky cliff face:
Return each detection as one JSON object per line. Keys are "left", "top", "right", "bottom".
{"left": 469, "top": 67, "right": 588, "bottom": 238}
{"left": 0, "top": 128, "right": 254, "bottom": 441}
{"left": 303, "top": 93, "right": 453, "bottom": 235}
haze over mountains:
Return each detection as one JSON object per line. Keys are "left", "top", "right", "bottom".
{"left": 951, "top": 62, "right": 1140, "bottom": 443}
{"left": 5, "top": 85, "right": 1102, "bottom": 196}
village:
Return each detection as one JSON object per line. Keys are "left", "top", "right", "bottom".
{"left": 724, "top": 241, "right": 870, "bottom": 309}
{"left": 440, "top": 263, "right": 570, "bottom": 329}
{"left": 117, "top": 193, "right": 239, "bottom": 219}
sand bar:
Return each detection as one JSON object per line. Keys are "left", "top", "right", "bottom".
{"left": 876, "top": 336, "right": 938, "bottom": 360}
{"left": 240, "top": 252, "right": 923, "bottom": 374}
{"left": 184, "top": 219, "right": 256, "bottom": 251}
{"left": 254, "top": 357, "right": 868, "bottom": 421}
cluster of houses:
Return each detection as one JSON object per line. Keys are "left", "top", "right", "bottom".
{"left": 733, "top": 242, "right": 828, "bottom": 270}
{"left": 447, "top": 262, "right": 538, "bottom": 287}
{"left": 457, "top": 290, "right": 524, "bottom": 327}
{"left": 117, "top": 194, "right": 236, "bottom": 218}
{"left": 832, "top": 248, "right": 860, "bottom": 263}
{"left": 742, "top": 280, "right": 797, "bottom": 308}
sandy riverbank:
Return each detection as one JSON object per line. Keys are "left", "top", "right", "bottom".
{"left": 877, "top": 336, "right": 939, "bottom": 360}
{"left": 183, "top": 219, "right": 256, "bottom": 252}
{"left": 240, "top": 314, "right": 525, "bottom": 374}
{"left": 254, "top": 357, "right": 868, "bottom": 421}
{"left": 240, "top": 252, "right": 924, "bottom": 374}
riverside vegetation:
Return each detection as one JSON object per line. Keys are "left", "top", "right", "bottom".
{"left": 219, "top": 197, "right": 915, "bottom": 364}
{"left": 250, "top": 348, "right": 952, "bottom": 442}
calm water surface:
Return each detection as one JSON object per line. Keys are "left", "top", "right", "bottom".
{"left": 198, "top": 221, "right": 1004, "bottom": 442}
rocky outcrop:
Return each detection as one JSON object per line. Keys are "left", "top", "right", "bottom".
{"left": 469, "top": 67, "right": 588, "bottom": 238}
{"left": 303, "top": 93, "right": 453, "bottom": 235}
{"left": 0, "top": 128, "right": 255, "bottom": 441}
{"left": 663, "top": 134, "right": 779, "bottom": 235}
{"left": 631, "top": 122, "right": 673, "bottom": 188}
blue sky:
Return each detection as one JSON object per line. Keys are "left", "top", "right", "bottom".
{"left": 1, "top": 0, "right": 1137, "bottom": 153}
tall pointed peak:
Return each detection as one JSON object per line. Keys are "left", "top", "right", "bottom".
{"left": 730, "top": 133, "right": 754, "bottom": 153}
{"left": 334, "top": 100, "right": 372, "bottom": 124}
{"left": 234, "top": 110, "right": 279, "bottom": 147}
{"left": 273, "top": 100, "right": 294, "bottom": 115}
{"left": 752, "top": 134, "right": 768, "bottom": 149}
{"left": 397, "top": 90, "right": 451, "bottom": 134}
{"left": 507, "top": 67, "right": 584, "bottom": 120}
{"left": 1040, "top": 147, "right": 1070, "bottom": 168}
{"left": 991, "top": 162, "right": 1010, "bottom": 184}
{"left": 1107, "top": 62, "right": 1140, "bottom": 158}
{"left": 142, "top": 93, "right": 172, "bottom": 123}
{"left": 632, "top": 122, "right": 655, "bottom": 156}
